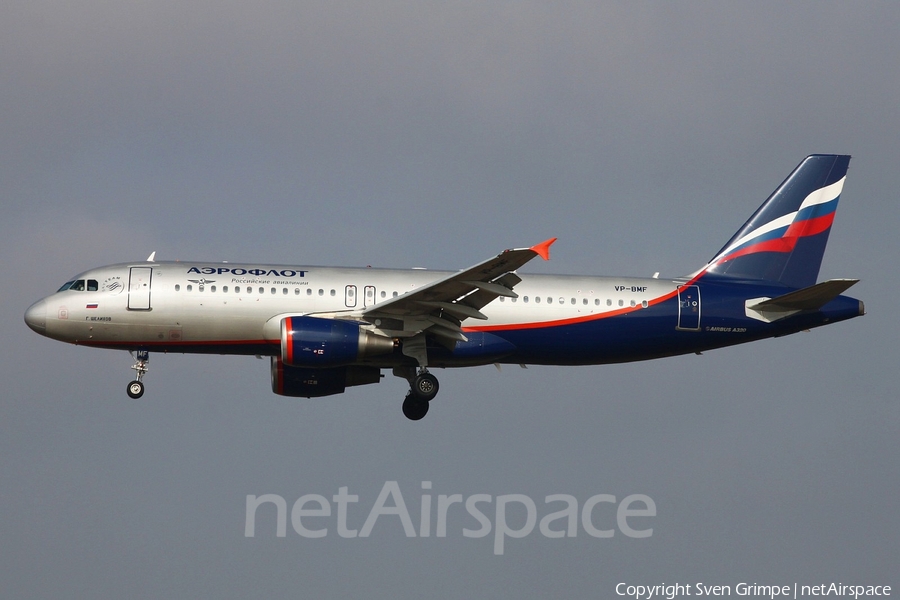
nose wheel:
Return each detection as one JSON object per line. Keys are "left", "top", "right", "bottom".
{"left": 127, "top": 380, "right": 145, "bottom": 399}
{"left": 127, "top": 350, "right": 149, "bottom": 399}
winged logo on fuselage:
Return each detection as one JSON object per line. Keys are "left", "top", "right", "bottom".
{"left": 188, "top": 278, "right": 215, "bottom": 291}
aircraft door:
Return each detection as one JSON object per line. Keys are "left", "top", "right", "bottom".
{"left": 345, "top": 285, "right": 357, "bottom": 308}
{"left": 364, "top": 286, "right": 376, "bottom": 307}
{"left": 676, "top": 285, "right": 700, "bottom": 330}
{"left": 128, "top": 267, "right": 153, "bottom": 310}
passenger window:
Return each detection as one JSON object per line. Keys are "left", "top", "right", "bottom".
{"left": 259, "top": 287, "right": 264, "bottom": 294}
{"left": 559, "top": 297, "right": 565, "bottom": 304}
{"left": 330, "top": 289, "right": 336, "bottom": 296}
{"left": 630, "top": 300, "right": 636, "bottom": 307}
{"left": 175, "top": 284, "right": 181, "bottom": 292}
{"left": 381, "top": 291, "right": 387, "bottom": 298}
{"left": 642, "top": 300, "right": 649, "bottom": 308}
{"left": 618, "top": 299, "right": 623, "bottom": 307}
{"left": 583, "top": 298, "right": 588, "bottom": 305}
{"left": 235, "top": 286, "right": 241, "bottom": 293}
{"left": 318, "top": 289, "right": 324, "bottom": 296}
{"left": 283, "top": 288, "right": 288, "bottom": 295}
{"left": 87, "top": 280, "right": 99, "bottom": 291}
{"left": 187, "top": 285, "right": 193, "bottom": 292}
{"left": 271, "top": 288, "right": 276, "bottom": 295}
{"left": 523, "top": 296, "right": 529, "bottom": 303}
{"left": 547, "top": 297, "right": 553, "bottom": 304}
{"left": 570, "top": 298, "right": 576, "bottom": 305}
{"left": 607, "top": 299, "right": 612, "bottom": 306}
{"left": 223, "top": 286, "right": 228, "bottom": 293}
{"left": 211, "top": 285, "right": 216, "bottom": 293}
{"left": 595, "top": 299, "right": 600, "bottom": 305}
{"left": 534, "top": 296, "right": 540, "bottom": 304}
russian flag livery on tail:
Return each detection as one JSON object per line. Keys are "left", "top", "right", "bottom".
{"left": 25, "top": 155, "right": 864, "bottom": 420}
{"left": 703, "top": 154, "right": 849, "bottom": 288}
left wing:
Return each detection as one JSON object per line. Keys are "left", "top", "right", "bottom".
{"left": 361, "top": 238, "right": 556, "bottom": 345}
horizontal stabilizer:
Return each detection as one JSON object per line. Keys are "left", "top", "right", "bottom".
{"left": 745, "top": 279, "right": 859, "bottom": 322}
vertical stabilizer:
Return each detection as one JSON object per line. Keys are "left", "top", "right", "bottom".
{"left": 704, "top": 154, "right": 850, "bottom": 288}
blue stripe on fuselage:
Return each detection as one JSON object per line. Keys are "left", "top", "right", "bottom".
{"left": 436, "top": 281, "right": 861, "bottom": 367}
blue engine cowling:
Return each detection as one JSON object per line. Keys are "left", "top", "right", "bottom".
{"left": 271, "top": 358, "right": 382, "bottom": 397}
{"left": 280, "top": 316, "right": 394, "bottom": 367}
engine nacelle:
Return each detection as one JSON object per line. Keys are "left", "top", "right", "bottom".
{"left": 271, "top": 358, "right": 382, "bottom": 397}
{"left": 281, "top": 316, "right": 394, "bottom": 367}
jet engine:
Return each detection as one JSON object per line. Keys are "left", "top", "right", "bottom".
{"left": 271, "top": 358, "right": 382, "bottom": 397}
{"left": 280, "top": 316, "right": 394, "bottom": 368}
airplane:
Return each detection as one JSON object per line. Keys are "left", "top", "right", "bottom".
{"left": 25, "top": 155, "right": 864, "bottom": 420}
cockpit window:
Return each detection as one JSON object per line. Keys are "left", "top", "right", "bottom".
{"left": 58, "top": 279, "right": 95, "bottom": 292}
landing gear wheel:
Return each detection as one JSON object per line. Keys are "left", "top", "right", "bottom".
{"left": 402, "top": 394, "right": 430, "bottom": 421}
{"left": 411, "top": 372, "right": 439, "bottom": 401}
{"left": 127, "top": 380, "right": 144, "bottom": 399}
{"left": 128, "top": 350, "right": 150, "bottom": 399}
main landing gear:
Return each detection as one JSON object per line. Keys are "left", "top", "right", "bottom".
{"left": 397, "top": 368, "right": 440, "bottom": 421}
{"left": 126, "top": 350, "right": 149, "bottom": 399}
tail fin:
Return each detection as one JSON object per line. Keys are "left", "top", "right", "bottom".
{"left": 703, "top": 154, "right": 851, "bottom": 288}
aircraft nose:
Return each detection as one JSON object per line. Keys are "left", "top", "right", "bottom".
{"left": 24, "top": 299, "right": 47, "bottom": 334}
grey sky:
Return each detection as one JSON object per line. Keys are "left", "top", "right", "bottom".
{"left": 2, "top": 2, "right": 898, "bottom": 598}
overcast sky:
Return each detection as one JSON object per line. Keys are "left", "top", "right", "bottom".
{"left": 2, "top": 2, "right": 898, "bottom": 598}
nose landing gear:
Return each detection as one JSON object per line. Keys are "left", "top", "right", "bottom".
{"left": 126, "top": 350, "right": 149, "bottom": 399}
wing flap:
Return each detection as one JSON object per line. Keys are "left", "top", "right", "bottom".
{"left": 416, "top": 301, "right": 488, "bottom": 320}
{"left": 462, "top": 280, "right": 518, "bottom": 298}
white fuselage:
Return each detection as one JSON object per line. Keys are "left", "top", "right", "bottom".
{"left": 31, "top": 260, "right": 678, "bottom": 356}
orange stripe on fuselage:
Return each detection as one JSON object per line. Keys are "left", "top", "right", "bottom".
{"left": 465, "top": 287, "right": 682, "bottom": 333}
